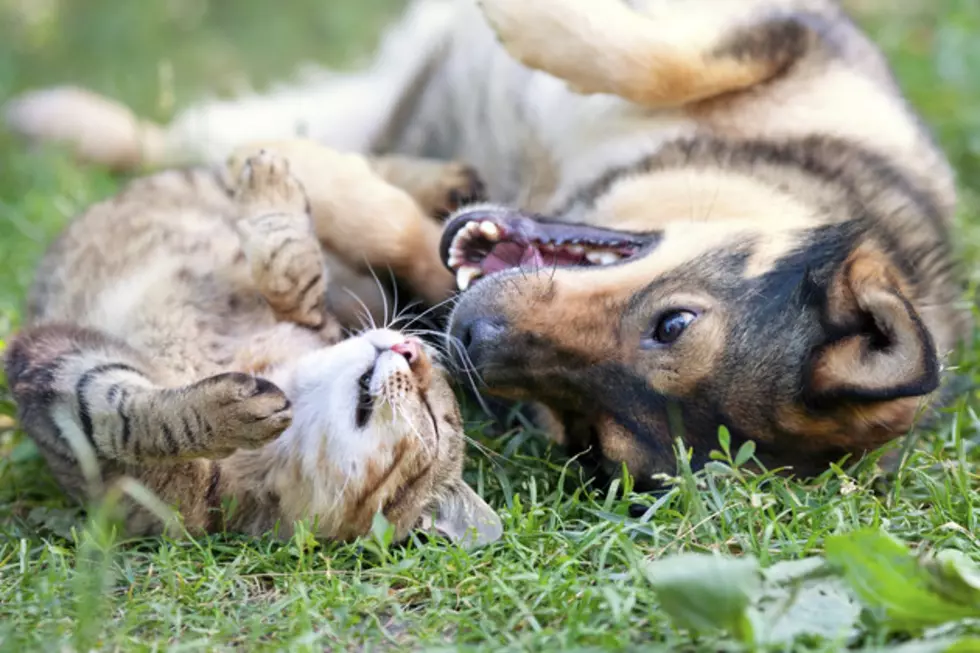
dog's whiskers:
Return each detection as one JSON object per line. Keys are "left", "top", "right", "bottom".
{"left": 397, "top": 293, "right": 461, "bottom": 332}
{"left": 386, "top": 299, "right": 426, "bottom": 330}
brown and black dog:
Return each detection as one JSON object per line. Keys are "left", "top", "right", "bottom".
{"left": 5, "top": 0, "right": 971, "bottom": 490}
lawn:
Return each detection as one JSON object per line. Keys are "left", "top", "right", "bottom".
{"left": 1, "top": 1, "right": 979, "bottom": 651}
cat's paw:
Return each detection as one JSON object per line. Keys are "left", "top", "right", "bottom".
{"left": 263, "top": 242, "right": 330, "bottom": 330}
{"left": 432, "top": 163, "right": 486, "bottom": 219}
{"left": 315, "top": 313, "right": 345, "bottom": 345}
{"left": 235, "top": 150, "right": 309, "bottom": 216}
{"left": 194, "top": 372, "right": 293, "bottom": 453}
{"left": 237, "top": 215, "right": 329, "bottom": 330}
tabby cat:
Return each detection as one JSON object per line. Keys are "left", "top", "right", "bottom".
{"left": 4, "top": 144, "right": 502, "bottom": 546}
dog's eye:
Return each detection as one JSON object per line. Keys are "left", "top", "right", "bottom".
{"left": 649, "top": 310, "right": 697, "bottom": 345}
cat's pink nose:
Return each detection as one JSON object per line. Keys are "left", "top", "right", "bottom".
{"left": 390, "top": 338, "right": 422, "bottom": 365}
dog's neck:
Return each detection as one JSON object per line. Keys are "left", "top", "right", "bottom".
{"left": 560, "top": 164, "right": 820, "bottom": 234}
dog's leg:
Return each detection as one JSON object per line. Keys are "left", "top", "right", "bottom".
{"left": 368, "top": 156, "right": 487, "bottom": 220}
{"left": 477, "top": 0, "right": 815, "bottom": 108}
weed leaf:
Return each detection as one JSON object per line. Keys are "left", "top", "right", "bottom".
{"left": 825, "top": 529, "right": 980, "bottom": 632}
{"left": 640, "top": 552, "right": 761, "bottom": 645}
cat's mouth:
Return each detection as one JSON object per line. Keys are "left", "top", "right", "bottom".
{"left": 440, "top": 208, "right": 657, "bottom": 290}
{"left": 355, "top": 366, "right": 375, "bottom": 428}
{"left": 352, "top": 337, "right": 426, "bottom": 429}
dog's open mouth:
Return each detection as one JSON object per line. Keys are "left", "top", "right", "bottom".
{"left": 440, "top": 210, "right": 656, "bottom": 290}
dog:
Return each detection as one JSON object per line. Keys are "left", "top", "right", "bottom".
{"left": 5, "top": 0, "right": 971, "bottom": 490}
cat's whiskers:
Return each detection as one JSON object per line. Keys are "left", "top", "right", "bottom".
{"left": 342, "top": 288, "right": 378, "bottom": 332}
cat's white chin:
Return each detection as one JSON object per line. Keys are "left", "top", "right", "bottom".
{"left": 268, "top": 329, "right": 436, "bottom": 483}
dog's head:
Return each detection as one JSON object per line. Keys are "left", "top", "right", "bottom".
{"left": 441, "top": 149, "right": 951, "bottom": 489}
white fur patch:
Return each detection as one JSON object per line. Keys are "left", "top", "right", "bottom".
{"left": 265, "top": 329, "right": 420, "bottom": 517}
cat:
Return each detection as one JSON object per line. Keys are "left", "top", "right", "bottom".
{"left": 4, "top": 144, "right": 502, "bottom": 547}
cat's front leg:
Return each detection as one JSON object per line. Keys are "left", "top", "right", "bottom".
{"left": 233, "top": 151, "right": 341, "bottom": 342}
{"left": 5, "top": 324, "right": 293, "bottom": 466}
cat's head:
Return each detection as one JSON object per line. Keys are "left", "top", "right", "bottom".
{"left": 274, "top": 328, "right": 502, "bottom": 547}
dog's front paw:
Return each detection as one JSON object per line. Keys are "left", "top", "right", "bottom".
{"left": 477, "top": 0, "right": 559, "bottom": 70}
{"left": 477, "top": 0, "right": 624, "bottom": 100}
{"left": 432, "top": 163, "right": 487, "bottom": 219}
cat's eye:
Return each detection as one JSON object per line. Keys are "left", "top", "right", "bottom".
{"left": 645, "top": 310, "right": 697, "bottom": 347}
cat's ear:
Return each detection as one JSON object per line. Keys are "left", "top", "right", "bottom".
{"left": 421, "top": 481, "right": 503, "bottom": 548}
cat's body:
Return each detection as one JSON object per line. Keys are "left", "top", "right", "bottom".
{"left": 5, "top": 149, "right": 501, "bottom": 545}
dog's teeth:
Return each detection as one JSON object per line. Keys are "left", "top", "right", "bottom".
{"left": 479, "top": 221, "right": 501, "bottom": 240}
{"left": 448, "top": 251, "right": 463, "bottom": 268}
{"left": 456, "top": 266, "right": 482, "bottom": 291}
{"left": 566, "top": 244, "right": 585, "bottom": 255}
{"left": 540, "top": 242, "right": 555, "bottom": 252}
{"left": 451, "top": 232, "right": 469, "bottom": 252}
{"left": 586, "top": 251, "right": 621, "bottom": 265}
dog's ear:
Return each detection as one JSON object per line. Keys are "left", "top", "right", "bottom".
{"left": 807, "top": 246, "right": 940, "bottom": 405}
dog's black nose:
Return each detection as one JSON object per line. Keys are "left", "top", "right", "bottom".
{"left": 456, "top": 316, "right": 508, "bottom": 357}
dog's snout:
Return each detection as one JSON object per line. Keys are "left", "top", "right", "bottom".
{"left": 456, "top": 316, "right": 508, "bottom": 358}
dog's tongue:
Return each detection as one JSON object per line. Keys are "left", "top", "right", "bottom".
{"left": 483, "top": 241, "right": 593, "bottom": 274}
{"left": 483, "top": 242, "right": 546, "bottom": 274}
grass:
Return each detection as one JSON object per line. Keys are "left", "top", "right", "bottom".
{"left": 0, "top": 0, "right": 978, "bottom": 650}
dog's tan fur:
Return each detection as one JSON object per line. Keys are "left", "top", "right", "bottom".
{"left": 4, "top": 147, "right": 501, "bottom": 544}
{"left": 4, "top": 0, "right": 970, "bottom": 488}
